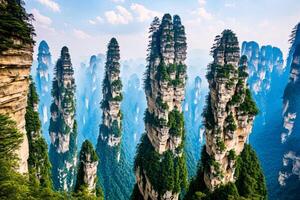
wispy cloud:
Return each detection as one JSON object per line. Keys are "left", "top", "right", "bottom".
{"left": 73, "top": 29, "right": 91, "bottom": 39}
{"left": 37, "top": 0, "right": 60, "bottom": 12}
{"left": 105, "top": 6, "right": 133, "bottom": 25}
{"left": 88, "top": 16, "right": 104, "bottom": 25}
{"left": 130, "top": 3, "right": 160, "bottom": 22}
{"left": 197, "top": 7, "right": 213, "bottom": 20}
{"left": 31, "top": 8, "right": 52, "bottom": 26}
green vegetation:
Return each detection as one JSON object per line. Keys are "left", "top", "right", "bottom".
{"left": 202, "top": 95, "right": 215, "bottom": 130}
{"left": 184, "top": 145, "right": 267, "bottom": 200}
{"left": 0, "top": 0, "right": 35, "bottom": 52}
{"left": 238, "top": 89, "right": 259, "bottom": 116}
{"left": 144, "top": 109, "right": 167, "bottom": 128}
{"left": 156, "top": 96, "right": 169, "bottom": 110}
{"left": 75, "top": 140, "right": 103, "bottom": 199}
{"left": 168, "top": 109, "right": 185, "bottom": 137}
{"left": 235, "top": 144, "right": 267, "bottom": 199}
{"left": 134, "top": 134, "right": 188, "bottom": 196}
{"left": 156, "top": 62, "right": 187, "bottom": 86}
{"left": 26, "top": 79, "right": 52, "bottom": 188}
{"left": 225, "top": 113, "right": 237, "bottom": 132}
{"left": 0, "top": 114, "right": 71, "bottom": 200}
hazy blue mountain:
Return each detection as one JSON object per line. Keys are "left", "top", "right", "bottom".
{"left": 35, "top": 40, "right": 53, "bottom": 143}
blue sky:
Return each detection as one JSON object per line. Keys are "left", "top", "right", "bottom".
{"left": 24, "top": 0, "right": 300, "bottom": 67}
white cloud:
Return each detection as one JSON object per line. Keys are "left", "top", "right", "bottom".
{"left": 96, "top": 16, "right": 104, "bottom": 23}
{"left": 88, "top": 20, "right": 96, "bottom": 25}
{"left": 88, "top": 16, "right": 104, "bottom": 25}
{"left": 37, "top": 0, "right": 60, "bottom": 12}
{"left": 198, "top": 0, "right": 206, "bottom": 5}
{"left": 105, "top": 6, "right": 133, "bottom": 25}
{"left": 73, "top": 29, "right": 91, "bottom": 39}
{"left": 31, "top": 8, "right": 52, "bottom": 26}
{"left": 130, "top": 3, "right": 160, "bottom": 22}
{"left": 197, "top": 7, "right": 213, "bottom": 20}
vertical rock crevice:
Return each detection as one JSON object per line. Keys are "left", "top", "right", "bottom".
{"left": 49, "top": 46, "right": 77, "bottom": 191}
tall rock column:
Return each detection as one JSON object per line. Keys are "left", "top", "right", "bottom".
{"left": 203, "top": 30, "right": 258, "bottom": 190}
{"left": 96, "top": 38, "right": 126, "bottom": 199}
{"left": 0, "top": 0, "right": 35, "bottom": 173}
{"left": 75, "top": 140, "right": 102, "bottom": 197}
{"left": 49, "top": 47, "right": 77, "bottom": 191}
{"left": 132, "top": 14, "right": 188, "bottom": 200}
{"left": 36, "top": 40, "right": 52, "bottom": 139}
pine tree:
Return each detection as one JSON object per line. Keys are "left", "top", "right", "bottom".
{"left": 25, "top": 77, "right": 52, "bottom": 188}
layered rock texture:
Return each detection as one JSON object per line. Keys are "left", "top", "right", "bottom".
{"left": 98, "top": 38, "right": 123, "bottom": 151}
{"left": 0, "top": 0, "right": 35, "bottom": 174}
{"left": 36, "top": 40, "right": 52, "bottom": 141}
{"left": 75, "top": 140, "right": 100, "bottom": 196}
{"left": 25, "top": 79, "right": 52, "bottom": 187}
{"left": 49, "top": 47, "right": 77, "bottom": 191}
{"left": 132, "top": 14, "right": 188, "bottom": 200}
{"left": 241, "top": 41, "right": 285, "bottom": 125}
{"left": 203, "top": 30, "right": 258, "bottom": 189}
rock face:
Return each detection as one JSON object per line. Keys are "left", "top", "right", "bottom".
{"left": 281, "top": 23, "right": 300, "bottom": 144}
{"left": 98, "top": 38, "right": 123, "bottom": 150}
{"left": 36, "top": 40, "right": 52, "bottom": 141}
{"left": 133, "top": 14, "right": 188, "bottom": 200}
{"left": 203, "top": 30, "right": 258, "bottom": 190}
{"left": 97, "top": 38, "right": 133, "bottom": 200}
{"left": 241, "top": 41, "right": 285, "bottom": 125}
{"left": 75, "top": 140, "right": 99, "bottom": 195}
{"left": 0, "top": 45, "right": 33, "bottom": 173}
{"left": 49, "top": 46, "right": 77, "bottom": 191}
{"left": 279, "top": 30, "right": 300, "bottom": 188}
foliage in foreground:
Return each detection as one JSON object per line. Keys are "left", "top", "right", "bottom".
{"left": 184, "top": 144, "right": 267, "bottom": 200}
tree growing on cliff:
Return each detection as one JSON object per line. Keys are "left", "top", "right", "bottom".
{"left": 184, "top": 29, "right": 267, "bottom": 200}
{"left": 0, "top": 0, "right": 35, "bottom": 52}
{"left": 25, "top": 78, "right": 52, "bottom": 188}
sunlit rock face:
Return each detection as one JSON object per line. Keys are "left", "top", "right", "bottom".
{"left": 241, "top": 41, "right": 285, "bottom": 125}
{"left": 35, "top": 40, "right": 52, "bottom": 141}
{"left": 203, "top": 30, "right": 257, "bottom": 190}
{"left": 0, "top": 42, "right": 33, "bottom": 174}
{"left": 98, "top": 38, "right": 123, "bottom": 151}
{"left": 49, "top": 46, "right": 77, "bottom": 191}
{"left": 133, "top": 14, "right": 188, "bottom": 200}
